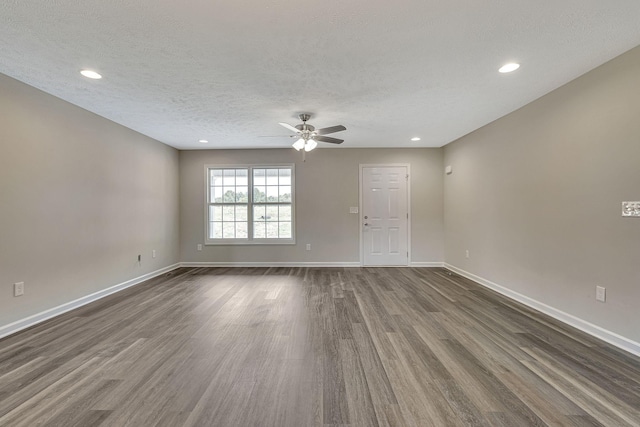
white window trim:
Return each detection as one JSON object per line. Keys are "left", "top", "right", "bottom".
{"left": 204, "top": 164, "right": 296, "bottom": 245}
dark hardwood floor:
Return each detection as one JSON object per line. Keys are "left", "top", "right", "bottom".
{"left": 1, "top": 267, "right": 639, "bottom": 426}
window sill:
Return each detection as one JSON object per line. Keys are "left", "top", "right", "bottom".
{"left": 204, "top": 239, "right": 296, "bottom": 246}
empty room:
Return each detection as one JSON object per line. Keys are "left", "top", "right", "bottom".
{"left": 1, "top": 1, "right": 640, "bottom": 426}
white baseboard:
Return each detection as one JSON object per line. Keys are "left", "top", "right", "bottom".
{"left": 0, "top": 263, "right": 181, "bottom": 340}
{"left": 181, "top": 262, "right": 444, "bottom": 268}
{"left": 444, "top": 263, "right": 640, "bottom": 358}
{"left": 180, "top": 262, "right": 362, "bottom": 268}
{"left": 410, "top": 262, "right": 445, "bottom": 267}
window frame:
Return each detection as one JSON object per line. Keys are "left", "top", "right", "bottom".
{"left": 204, "top": 164, "right": 295, "bottom": 245}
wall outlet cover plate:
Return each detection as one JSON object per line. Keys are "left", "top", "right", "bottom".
{"left": 622, "top": 201, "right": 640, "bottom": 217}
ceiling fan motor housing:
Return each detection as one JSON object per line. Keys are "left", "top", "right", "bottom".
{"left": 295, "top": 123, "right": 315, "bottom": 132}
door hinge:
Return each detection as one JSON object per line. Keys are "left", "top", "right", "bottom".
{"left": 406, "top": 174, "right": 409, "bottom": 180}
{"left": 406, "top": 213, "right": 409, "bottom": 219}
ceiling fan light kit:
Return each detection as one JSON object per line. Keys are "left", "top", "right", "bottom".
{"left": 278, "top": 113, "right": 346, "bottom": 155}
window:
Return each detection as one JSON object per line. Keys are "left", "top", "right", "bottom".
{"left": 206, "top": 165, "right": 294, "bottom": 244}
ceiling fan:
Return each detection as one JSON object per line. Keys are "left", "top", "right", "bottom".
{"left": 279, "top": 114, "right": 346, "bottom": 152}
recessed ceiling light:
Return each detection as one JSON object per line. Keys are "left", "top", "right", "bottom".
{"left": 411, "top": 137, "right": 421, "bottom": 141}
{"left": 80, "top": 69, "right": 102, "bottom": 79}
{"left": 199, "top": 139, "right": 209, "bottom": 144}
{"left": 499, "top": 63, "right": 520, "bottom": 73}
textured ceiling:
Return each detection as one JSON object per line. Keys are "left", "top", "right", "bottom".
{"left": 1, "top": 0, "right": 640, "bottom": 150}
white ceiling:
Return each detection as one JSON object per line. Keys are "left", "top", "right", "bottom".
{"left": 2, "top": 1, "right": 640, "bottom": 150}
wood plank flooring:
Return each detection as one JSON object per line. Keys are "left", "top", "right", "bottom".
{"left": 1, "top": 267, "right": 639, "bottom": 426}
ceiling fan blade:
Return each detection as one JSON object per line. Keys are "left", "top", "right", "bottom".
{"left": 316, "top": 125, "right": 346, "bottom": 135}
{"left": 278, "top": 122, "right": 301, "bottom": 133}
{"left": 314, "top": 135, "right": 344, "bottom": 144}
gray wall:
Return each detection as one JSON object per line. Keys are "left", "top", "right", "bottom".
{"left": 0, "top": 74, "right": 180, "bottom": 328}
{"left": 444, "top": 46, "right": 640, "bottom": 342}
{"left": 180, "top": 148, "right": 444, "bottom": 264}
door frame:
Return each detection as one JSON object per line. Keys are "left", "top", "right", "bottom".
{"left": 359, "top": 163, "right": 411, "bottom": 267}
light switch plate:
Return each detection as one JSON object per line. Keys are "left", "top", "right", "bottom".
{"left": 622, "top": 201, "right": 640, "bottom": 217}
{"left": 349, "top": 207, "right": 358, "bottom": 214}
{"left": 596, "top": 286, "right": 606, "bottom": 302}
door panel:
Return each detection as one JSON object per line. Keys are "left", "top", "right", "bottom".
{"left": 362, "top": 166, "right": 408, "bottom": 266}
{"left": 389, "top": 189, "right": 400, "bottom": 219}
{"left": 389, "top": 227, "right": 401, "bottom": 254}
{"left": 370, "top": 227, "right": 383, "bottom": 254}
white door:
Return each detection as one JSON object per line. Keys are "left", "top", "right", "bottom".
{"left": 361, "top": 166, "right": 409, "bottom": 266}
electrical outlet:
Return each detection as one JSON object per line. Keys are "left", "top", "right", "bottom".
{"left": 622, "top": 201, "right": 640, "bottom": 217}
{"left": 152, "top": 250, "right": 156, "bottom": 258}
{"left": 306, "top": 244, "right": 311, "bottom": 251}
{"left": 197, "top": 244, "right": 203, "bottom": 251}
{"left": 14, "top": 282, "right": 24, "bottom": 297}
{"left": 465, "top": 250, "right": 470, "bottom": 259}
{"left": 596, "top": 286, "right": 606, "bottom": 302}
